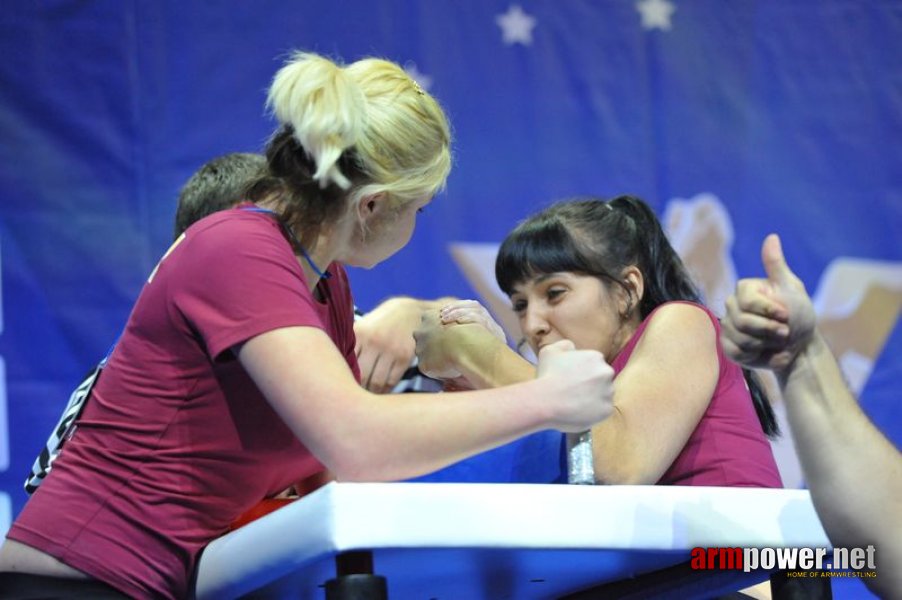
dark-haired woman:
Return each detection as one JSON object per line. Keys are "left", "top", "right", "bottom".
{"left": 416, "top": 195, "right": 782, "bottom": 488}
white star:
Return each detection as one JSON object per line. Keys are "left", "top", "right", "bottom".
{"left": 636, "top": 0, "right": 676, "bottom": 31}
{"left": 496, "top": 5, "right": 537, "bottom": 46}
{"left": 404, "top": 64, "right": 433, "bottom": 91}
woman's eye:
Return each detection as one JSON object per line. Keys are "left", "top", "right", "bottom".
{"left": 512, "top": 300, "right": 527, "bottom": 314}
{"left": 547, "top": 288, "right": 565, "bottom": 301}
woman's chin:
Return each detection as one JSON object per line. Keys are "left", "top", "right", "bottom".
{"left": 343, "top": 256, "right": 381, "bottom": 270}
{"left": 346, "top": 248, "right": 404, "bottom": 270}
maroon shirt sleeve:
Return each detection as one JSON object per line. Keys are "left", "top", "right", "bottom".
{"left": 167, "top": 211, "right": 329, "bottom": 359}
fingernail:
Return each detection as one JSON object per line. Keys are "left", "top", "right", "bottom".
{"left": 776, "top": 326, "right": 789, "bottom": 337}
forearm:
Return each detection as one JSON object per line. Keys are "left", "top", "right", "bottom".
{"left": 245, "top": 327, "right": 612, "bottom": 491}
{"left": 324, "top": 380, "right": 555, "bottom": 482}
{"left": 589, "top": 413, "right": 658, "bottom": 484}
{"left": 441, "top": 325, "right": 535, "bottom": 389}
{"left": 780, "top": 333, "right": 902, "bottom": 581}
{"left": 242, "top": 327, "right": 554, "bottom": 482}
{"left": 589, "top": 410, "right": 686, "bottom": 485}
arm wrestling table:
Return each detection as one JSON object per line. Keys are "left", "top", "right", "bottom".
{"left": 193, "top": 482, "right": 830, "bottom": 600}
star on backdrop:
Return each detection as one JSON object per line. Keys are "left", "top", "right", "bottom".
{"left": 636, "top": 0, "right": 676, "bottom": 31}
{"left": 496, "top": 4, "right": 537, "bottom": 46}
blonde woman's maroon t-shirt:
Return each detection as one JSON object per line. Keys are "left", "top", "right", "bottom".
{"left": 8, "top": 208, "right": 359, "bottom": 599}
{"left": 610, "top": 301, "right": 783, "bottom": 488}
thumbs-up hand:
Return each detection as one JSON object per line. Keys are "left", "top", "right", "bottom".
{"left": 721, "top": 234, "right": 817, "bottom": 374}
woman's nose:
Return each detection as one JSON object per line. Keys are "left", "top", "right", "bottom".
{"left": 522, "top": 307, "right": 550, "bottom": 342}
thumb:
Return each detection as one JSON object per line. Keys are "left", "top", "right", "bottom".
{"left": 538, "top": 339, "right": 576, "bottom": 359}
{"left": 761, "top": 233, "right": 795, "bottom": 286}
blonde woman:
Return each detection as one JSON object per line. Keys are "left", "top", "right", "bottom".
{"left": 0, "top": 53, "right": 614, "bottom": 599}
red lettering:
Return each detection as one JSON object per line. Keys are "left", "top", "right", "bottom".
{"left": 690, "top": 547, "right": 744, "bottom": 570}
{"left": 722, "top": 547, "right": 743, "bottom": 570}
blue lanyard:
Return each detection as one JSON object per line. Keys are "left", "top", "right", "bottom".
{"left": 240, "top": 206, "right": 331, "bottom": 280}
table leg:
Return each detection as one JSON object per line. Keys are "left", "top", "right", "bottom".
{"left": 324, "top": 551, "right": 388, "bottom": 600}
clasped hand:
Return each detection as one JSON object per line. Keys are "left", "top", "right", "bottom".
{"left": 413, "top": 300, "right": 507, "bottom": 381}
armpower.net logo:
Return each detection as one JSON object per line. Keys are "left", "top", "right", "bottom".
{"left": 690, "top": 545, "right": 878, "bottom": 580}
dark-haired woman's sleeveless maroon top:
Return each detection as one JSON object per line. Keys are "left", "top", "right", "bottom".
{"left": 610, "top": 301, "right": 783, "bottom": 488}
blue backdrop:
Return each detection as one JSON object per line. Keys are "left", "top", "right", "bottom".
{"left": 0, "top": 2, "right": 899, "bottom": 596}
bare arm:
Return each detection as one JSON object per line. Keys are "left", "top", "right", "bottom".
{"left": 780, "top": 334, "right": 902, "bottom": 556}
{"left": 238, "top": 326, "right": 614, "bottom": 482}
{"left": 721, "top": 234, "right": 902, "bottom": 596}
{"left": 591, "top": 303, "right": 718, "bottom": 484}
{"left": 416, "top": 301, "right": 718, "bottom": 484}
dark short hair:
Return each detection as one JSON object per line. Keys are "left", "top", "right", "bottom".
{"left": 172, "top": 153, "right": 267, "bottom": 239}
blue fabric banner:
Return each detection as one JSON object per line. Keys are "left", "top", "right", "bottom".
{"left": 0, "top": 3, "right": 899, "bottom": 595}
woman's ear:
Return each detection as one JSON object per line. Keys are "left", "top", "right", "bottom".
{"left": 620, "top": 265, "right": 645, "bottom": 317}
{"left": 355, "top": 192, "right": 389, "bottom": 224}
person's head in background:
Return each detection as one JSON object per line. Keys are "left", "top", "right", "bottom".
{"left": 496, "top": 195, "right": 778, "bottom": 436}
{"left": 245, "top": 51, "right": 452, "bottom": 269}
{"left": 172, "top": 152, "right": 268, "bottom": 240}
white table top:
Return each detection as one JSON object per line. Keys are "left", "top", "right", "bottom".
{"left": 194, "top": 482, "right": 830, "bottom": 599}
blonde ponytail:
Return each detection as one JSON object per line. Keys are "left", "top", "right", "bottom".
{"left": 267, "top": 52, "right": 365, "bottom": 190}
{"left": 251, "top": 51, "right": 452, "bottom": 246}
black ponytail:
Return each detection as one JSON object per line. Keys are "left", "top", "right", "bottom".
{"left": 743, "top": 369, "right": 780, "bottom": 438}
